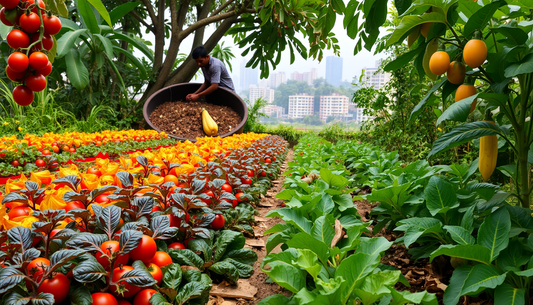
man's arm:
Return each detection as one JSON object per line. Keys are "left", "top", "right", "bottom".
{"left": 187, "top": 83, "right": 218, "bottom": 102}
{"left": 194, "top": 82, "right": 209, "bottom": 94}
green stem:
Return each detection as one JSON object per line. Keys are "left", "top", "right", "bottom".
{"left": 491, "top": 32, "right": 499, "bottom": 53}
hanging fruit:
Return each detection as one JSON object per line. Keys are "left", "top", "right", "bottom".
{"left": 479, "top": 110, "right": 498, "bottom": 181}
{"left": 423, "top": 38, "right": 439, "bottom": 80}
{"left": 455, "top": 78, "right": 477, "bottom": 113}
{"left": 463, "top": 33, "right": 487, "bottom": 68}
{"left": 446, "top": 61, "right": 466, "bottom": 84}
{"left": 429, "top": 50, "right": 450, "bottom": 75}
{"left": 420, "top": 23, "right": 432, "bottom": 38}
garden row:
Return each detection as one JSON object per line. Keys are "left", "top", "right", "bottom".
{"left": 0, "top": 134, "right": 288, "bottom": 305}
{"left": 259, "top": 135, "right": 530, "bottom": 305}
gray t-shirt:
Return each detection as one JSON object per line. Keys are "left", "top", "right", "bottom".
{"left": 201, "top": 56, "right": 235, "bottom": 92}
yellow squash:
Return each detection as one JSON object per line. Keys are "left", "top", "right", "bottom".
{"left": 478, "top": 111, "right": 498, "bottom": 181}
{"left": 201, "top": 108, "right": 218, "bottom": 136}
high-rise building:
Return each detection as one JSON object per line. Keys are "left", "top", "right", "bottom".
{"left": 269, "top": 72, "right": 286, "bottom": 88}
{"left": 261, "top": 105, "right": 285, "bottom": 118}
{"left": 319, "top": 93, "right": 349, "bottom": 122}
{"left": 239, "top": 61, "right": 258, "bottom": 92}
{"left": 291, "top": 72, "right": 303, "bottom": 81}
{"left": 363, "top": 67, "right": 391, "bottom": 89}
{"left": 355, "top": 108, "right": 373, "bottom": 122}
{"left": 302, "top": 68, "right": 317, "bottom": 86}
{"left": 326, "top": 56, "right": 343, "bottom": 87}
{"left": 249, "top": 85, "right": 275, "bottom": 103}
{"left": 288, "top": 93, "right": 314, "bottom": 119}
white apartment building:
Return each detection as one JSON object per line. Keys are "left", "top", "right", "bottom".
{"left": 363, "top": 67, "right": 391, "bottom": 89}
{"left": 355, "top": 108, "right": 372, "bottom": 122}
{"left": 319, "top": 93, "right": 349, "bottom": 122}
{"left": 288, "top": 93, "right": 314, "bottom": 119}
{"left": 261, "top": 105, "right": 285, "bottom": 118}
{"left": 269, "top": 72, "right": 287, "bottom": 88}
{"left": 249, "top": 85, "right": 275, "bottom": 103}
{"left": 302, "top": 68, "right": 317, "bottom": 86}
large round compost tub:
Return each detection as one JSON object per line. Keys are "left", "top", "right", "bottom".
{"left": 143, "top": 83, "right": 248, "bottom": 142}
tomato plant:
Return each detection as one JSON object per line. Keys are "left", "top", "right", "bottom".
{"left": 13, "top": 85, "right": 34, "bottom": 106}
{"left": 37, "top": 273, "right": 70, "bottom": 303}
{"left": 25, "top": 74, "right": 47, "bottom": 92}
{"left": 29, "top": 51, "right": 49, "bottom": 70}
{"left": 91, "top": 293, "right": 118, "bottom": 305}
{"left": 42, "top": 14, "right": 61, "bottom": 35}
{"left": 129, "top": 235, "right": 156, "bottom": 263}
{"left": 7, "top": 29, "right": 30, "bottom": 49}
{"left": 19, "top": 12, "right": 41, "bottom": 33}
{"left": 150, "top": 251, "right": 172, "bottom": 267}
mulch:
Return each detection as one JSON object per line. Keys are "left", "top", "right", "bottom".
{"left": 149, "top": 100, "right": 241, "bottom": 139}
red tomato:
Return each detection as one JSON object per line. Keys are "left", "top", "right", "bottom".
{"left": 69, "top": 147, "right": 76, "bottom": 153}
{"left": 260, "top": 171, "right": 266, "bottom": 177}
{"left": 168, "top": 214, "right": 181, "bottom": 227}
{"left": 0, "top": 0, "right": 20, "bottom": 10}
{"left": 111, "top": 266, "right": 140, "bottom": 298}
{"left": 117, "top": 300, "right": 131, "bottom": 305}
{"left": 0, "top": 8, "right": 13, "bottom": 26}
{"left": 42, "top": 14, "right": 61, "bottom": 35}
{"left": 241, "top": 178, "right": 252, "bottom": 185}
{"left": 37, "top": 273, "right": 70, "bottom": 303}
{"left": 29, "top": 52, "right": 49, "bottom": 70}
{"left": 87, "top": 167, "right": 102, "bottom": 177}
{"left": 167, "top": 242, "right": 185, "bottom": 250}
{"left": 150, "top": 251, "right": 172, "bottom": 267}
{"left": 96, "top": 241, "right": 129, "bottom": 270}
{"left": 7, "top": 29, "right": 30, "bottom": 49}
{"left": 11, "top": 160, "right": 20, "bottom": 167}
{"left": 8, "top": 52, "right": 29, "bottom": 72}
{"left": 211, "top": 214, "right": 225, "bottom": 230}
{"left": 19, "top": 12, "right": 40, "bottom": 33}
{"left": 13, "top": 85, "right": 34, "bottom": 106}
{"left": 35, "top": 159, "right": 46, "bottom": 167}
{"left": 129, "top": 235, "right": 156, "bottom": 263}
{"left": 94, "top": 194, "right": 110, "bottom": 204}
{"left": 272, "top": 156, "right": 276, "bottom": 161}
{"left": 92, "top": 292, "right": 118, "bottom": 305}
{"left": 25, "top": 74, "right": 46, "bottom": 92}
{"left": 36, "top": 61, "right": 52, "bottom": 76}
{"left": 27, "top": 257, "right": 50, "bottom": 281}
{"left": 24, "top": 0, "right": 46, "bottom": 13}
{"left": 265, "top": 158, "right": 271, "bottom": 163}
{"left": 299, "top": 152, "right": 303, "bottom": 155}
{"left": 8, "top": 206, "right": 32, "bottom": 219}
{"left": 201, "top": 190, "right": 214, "bottom": 205}
{"left": 247, "top": 170, "right": 254, "bottom": 177}
{"left": 42, "top": 149, "right": 51, "bottom": 155}
{"left": 221, "top": 184, "right": 232, "bottom": 193}
{"left": 5, "top": 66, "right": 25, "bottom": 82}
{"left": 30, "top": 32, "right": 53, "bottom": 51}
{"left": 65, "top": 201, "right": 84, "bottom": 212}
{"left": 133, "top": 289, "right": 157, "bottom": 305}
{"left": 151, "top": 205, "right": 161, "bottom": 213}
{"left": 146, "top": 263, "right": 162, "bottom": 285}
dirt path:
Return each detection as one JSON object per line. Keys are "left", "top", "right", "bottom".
{"left": 208, "top": 150, "right": 293, "bottom": 305}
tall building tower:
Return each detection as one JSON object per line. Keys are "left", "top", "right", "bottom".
{"left": 269, "top": 72, "right": 286, "bottom": 88}
{"left": 239, "top": 61, "right": 258, "bottom": 92}
{"left": 326, "top": 56, "right": 343, "bottom": 87}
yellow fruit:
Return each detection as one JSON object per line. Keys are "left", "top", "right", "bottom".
{"left": 429, "top": 51, "right": 450, "bottom": 75}
{"left": 420, "top": 23, "right": 432, "bottom": 37}
{"left": 423, "top": 38, "right": 439, "bottom": 81}
{"left": 446, "top": 61, "right": 466, "bottom": 85}
{"left": 463, "top": 39, "right": 487, "bottom": 68}
{"left": 455, "top": 84, "right": 477, "bottom": 113}
{"left": 408, "top": 26, "right": 420, "bottom": 48}
{"left": 201, "top": 109, "right": 218, "bottom": 136}
{"left": 479, "top": 120, "right": 498, "bottom": 181}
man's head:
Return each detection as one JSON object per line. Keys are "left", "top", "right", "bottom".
{"left": 192, "top": 46, "right": 210, "bottom": 67}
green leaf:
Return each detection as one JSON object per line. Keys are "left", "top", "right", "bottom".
{"left": 424, "top": 176, "right": 459, "bottom": 215}
{"left": 335, "top": 252, "right": 380, "bottom": 303}
{"left": 70, "top": 286, "right": 93, "bottom": 305}
{"left": 86, "top": 0, "right": 112, "bottom": 26}
{"left": 56, "top": 29, "right": 87, "bottom": 58}
{"left": 430, "top": 244, "right": 491, "bottom": 265}
{"left": 208, "top": 261, "right": 240, "bottom": 284}
{"left": 107, "top": 32, "right": 154, "bottom": 61}
{"left": 77, "top": 0, "right": 100, "bottom": 34}
{"left": 461, "top": 264, "right": 506, "bottom": 295}
{"left": 94, "top": 34, "right": 114, "bottom": 60}
{"left": 395, "top": 0, "right": 413, "bottom": 15}
{"left": 387, "top": 12, "right": 447, "bottom": 47}
{"left": 266, "top": 208, "right": 312, "bottom": 233}
{"left": 213, "top": 230, "right": 245, "bottom": 262}
{"left": 175, "top": 281, "right": 210, "bottom": 305}
{"left": 65, "top": 49, "right": 90, "bottom": 90}
{"left": 162, "top": 263, "right": 182, "bottom": 290}
{"left": 491, "top": 24, "right": 528, "bottom": 45}
{"left": 494, "top": 284, "right": 525, "bottom": 305}
{"left": 464, "top": 0, "right": 506, "bottom": 37}
{"left": 390, "top": 289, "right": 438, "bottom": 305}
{"left": 257, "top": 295, "right": 292, "bottom": 305}
{"left": 437, "top": 94, "right": 477, "bottom": 125}
{"left": 286, "top": 232, "right": 329, "bottom": 265}
{"left": 331, "top": 0, "right": 345, "bottom": 13}
{"left": 505, "top": 52, "right": 533, "bottom": 78}
{"left": 409, "top": 78, "right": 447, "bottom": 123}
{"left": 168, "top": 249, "right": 204, "bottom": 269}
{"left": 320, "top": 168, "right": 348, "bottom": 188}
{"left": 384, "top": 41, "right": 425, "bottom": 72}
{"left": 443, "top": 265, "right": 472, "bottom": 305}
{"left": 0, "top": 23, "right": 11, "bottom": 40}
{"left": 477, "top": 207, "right": 511, "bottom": 262}
{"left": 293, "top": 249, "right": 321, "bottom": 281}
{"left": 428, "top": 121, "right": 502, "bottom": 157}
{"left": 358, "top": 237, "right": 393, "bottom": 259}
{"left": 311, "top": 216, "right": 335, "bottom": 246}
{"left": 262, "top": 260, "right": 307, "bottom": 293}
{"left": 110, "top": 1, "right": 140, "bottom": 25}
{"left": 443, "top": 225, "right": 475, "bottom": 245}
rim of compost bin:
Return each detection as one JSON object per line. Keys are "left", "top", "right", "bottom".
{"left": 143, "top": 83, "right": 249, "bottom": 142}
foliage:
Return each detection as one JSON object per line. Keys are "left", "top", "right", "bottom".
{"left": 301, "top": 114, "right": 323, "bottom": 126}
{"left": 318, "top": 124, "right": 357, "bottom": 143}
{"left": 243, "top": 97, "right": 269, "bottom": 133}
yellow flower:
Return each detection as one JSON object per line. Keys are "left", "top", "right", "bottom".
{"left": 2, "top": 122, "right": 8, "bottom": 126}
{"left": 18, "top": 127, "right": 23, "bottom": 131}
{"left": 15, "top": 120, "right": 19, "bottom": 124}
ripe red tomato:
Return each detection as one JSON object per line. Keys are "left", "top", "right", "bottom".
{"left": 299, "top": 152, "right": 303, "bottom": 155}
{"left": 221, "top": 184, "right": 232, "bottom": 193}
{"left": 260, "top": 171, "right": 266, "bottom": 177}
{"left": 111, "top": 266, "right": 140, "bottom": 298}
{"left": 201, "top": 190, "right": 214, "bottom": 205}
{"left": 8, "top": 52, "right": 30, "bottom": 72}
{"left": 69, "top": 147, "right": 76, "bottom": 153}
{"left": 42, "top": 14, "right": 61, "bottom": 35}
{"left": 8, "top": 206, "right": 32, "bottom": 219}
{"left": 65, "top": 200, "right": 84, "bottom": 212}
{"left": 24, "top": 0, "right": 46, "bottom": 13}
{"left": 272, "top": 156, "right": 276, "bottom": 161}
{"left": 168, "top": 214, "right": 182, "bottom": 227}
{"left": 96, "top": 240, "right": 129, "bottom": 270}
{"left": 13, "top": 85, "right": 34, "bottom": 106}
{"left": 25, "top": 74, "right": 47, "bottom": 92}
{"left": 27, "top": 257, "right": 50, "bottom": 281}
{"left": 241, "top": 178, "right": 252, "bottom": 185}
{"left": 211, "top": 214, "right": 225, "bottom": 230}
{"left": 29, "top": 52, "right": 49, "bottom": 70}
{"left": 247, "top": 170, "right": 254, "bottom": 177}
{"left": 35, "top": 159, "right": 46, "bottom": 167}
{"left": 146, "top": 263, "right": 162, "bottom": 285}
{"left": 91, "top": 292, "right": 118, "bottom": 305}
{"left": 151, "top": 205, "right": 161, "bottom": 212}
{"left": 94, "top": 194, "right": 110, "bottom": 204}
{"left": 265, "top": 158, "right": 271, "bottom": 163}
{"left": 30, "top": 32, "right": 53, "bottom": 51}
{"left": 42, "top": 149, "right": 51, "bottom": 155}
{"left": 0, "top": 0, "right": 20, "bottom": 10}
{"left": 5, "top": 66, "right": 25, "bottom": 82}
{"left": 235, "top": 192, "right": 247, "bottom": 203}
{"left": 87, "top": 167, "right": 102, "bottom": 177}
{"left": 36, "top": 61, "right": 52, "bottom": 76}
{"left": 150, "top": 251, "right": 172, "bottom": 267}
{"left": 133, "top": 289, "right": 157, "bottom": 305}
{"left": 37, "top": 273, "right": 70, "bottom": 303}
{"left": 0, "top": 8, "right": 12, "bottom": 26}
{"left": 129, "top": 235, "right": 156, "bottom": 263}
{"left": 11, "top": 160, "right": 20, "bottom": 167}
{"left": 19, "top": 12, "right": 41, "bottom": 33}
{"left": 7, "top": 29, "right": 30, "bottom": 49}
{"left": 167, "top": 242, "right": 185, "bottom": 250}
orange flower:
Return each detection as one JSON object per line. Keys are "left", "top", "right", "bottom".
{"left": 30, "top": 170, "right": 54, "bottom": 185}
{"left": 40, "top": 187, "right": 69, "bottom": 211}
{"left": 5, "top": 174, "right": 29, "bottom": 194}
{"left": 80, "top": 173, "right": 100, "bottom": 191}
{"left": 58, "top": 164, "right": 80, "bottom": 177}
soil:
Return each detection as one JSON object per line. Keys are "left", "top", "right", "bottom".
{"left": 149, "top": 100, "right": 242, "bottom": 139}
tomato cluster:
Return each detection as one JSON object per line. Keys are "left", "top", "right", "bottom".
{"left": 0, "top": 0, "right": 61, "bottom": 106}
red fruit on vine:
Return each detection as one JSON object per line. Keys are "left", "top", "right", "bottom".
{"left": 8, "top": 52, "right": 29, "bottom": 72}
{"left": 42, "top": 14, "right": 61, "bottom": 35}
{"left": 29, "top": 51, "right": 49, "bottom": 70}
{"left": 0, "top": 8, "right": 14, "bottom": 26}
{"left": 0, "top": 0, "right": 19, "bottom": 9}
{"left": 25, "top": 74, "right": 46, "bottom": 92}
{"left": 30, "top": 32, "right": 53, "bottom": 51}
{"left": 24, "top": 0, "right": 46, "bottom": 13}
{"left": 211, "top": 214, "right": 225, "bottom": 230}
{"left": 6, "top": 66, "right": 25, "bottom": 82}
{"left": 13, "top": 85, "right": 34, "bottom": 106}
{"left": 19, "top": 12, "right": 41, "bottom": 33}
{"left": 7, "top": 29, "right": 30, "bottom": 49}
{"left": 37, "top": 62, "right": 52, "bottom": 76}
{"left": 35, "top": 159, "right": 45, "bottom": 167}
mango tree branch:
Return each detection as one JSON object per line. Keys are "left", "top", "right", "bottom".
{"left": 192, "top": 1, "right": 213, "bottom": 51}
{"left": 139, "top": 0, "right": 158, "bottom": 27}
{"left": 210, "top": 0, "right": 235, "bottom": 17}
{"left": 125, "top": 7, "right": 154, "bottom": 32}
{"left": 178, "top": 5, "right": 241, "bottom": 40}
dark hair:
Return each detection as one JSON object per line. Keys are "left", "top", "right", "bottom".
{"left": 192, "top": 46, "right": 209, "bottom": 59}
